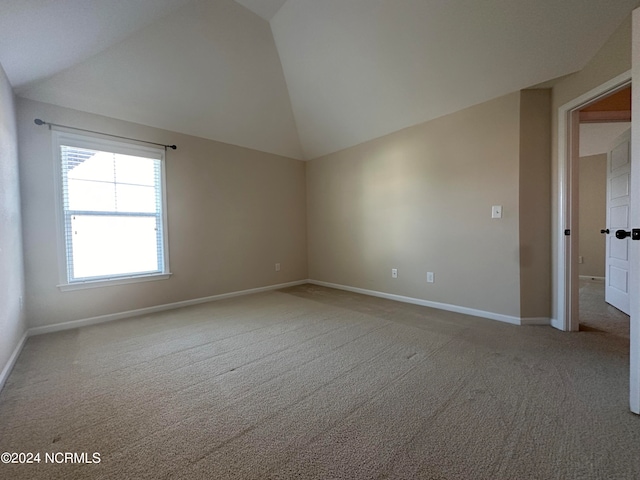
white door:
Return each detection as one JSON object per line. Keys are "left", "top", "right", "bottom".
{"left": 605, "top": 129, "right": 632, "bottom": 315}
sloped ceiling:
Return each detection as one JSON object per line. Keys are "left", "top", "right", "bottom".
{"left": 12, "top": 0, "right": 304, "bottom": 159}
{"left": 2, "top": 0, "right": 639, "bottom": 160}
{"left": 271, "top": 0, "right": 638, "bottom": 158}
{"left": 0, "top": 0, "right": 193, "bottom": 87}
{"left": 234, "top": 0, "right": 288, "bottom": 21}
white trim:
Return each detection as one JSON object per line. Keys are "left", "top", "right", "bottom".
{"left": 28, "top": 280, "right": 308, "bottom": 336}
{"left": 52, "top": 130, "right": 171, "bottom": 287}
{"left": 51, "top": 128, "right": 165, "bottom": 158}
{"left": 550, "top": 318, "right": 564, "bottom": 330}
{"left": 58, "top": 272, "right": 172, "bottom": 291}
{"left": 0, "top": 331, "right": 29, "bottom": 393}
{"left": 555, "top": 71, "right": 632, "bottom": 332}
{"left": 308, "top": 280, "right": 536, "bottom": 326}
{"left": 630, "top": 7, "right": 640, "bottom": 414}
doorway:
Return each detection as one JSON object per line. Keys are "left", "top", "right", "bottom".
{"left": 554, "top": 68, "right": 639, "bottom": 414}
{"left": 578, "top": 87, "right": 631, "bottom": 334}
{"left": 554, "top": 72, "right": 632, "bottom": 334}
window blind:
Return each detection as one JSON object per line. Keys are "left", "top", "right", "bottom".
{"left": 60, "top": 144, "right": 165, "bottom": 282}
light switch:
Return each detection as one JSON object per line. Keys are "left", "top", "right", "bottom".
{"left": 491, "top": 205, "right": 502, "bottom": 219}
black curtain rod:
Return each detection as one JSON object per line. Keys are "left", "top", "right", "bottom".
{"left": 34, "top": 119, "right": 177, "bottom": 150}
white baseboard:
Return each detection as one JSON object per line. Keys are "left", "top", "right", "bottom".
{"left": 307, "top": 280, "right": 546, "bottom": 326}
{"left": 0, "top": 330, "right": 29, "bottom": 393}
{"left": 28, "top": 280, "right": 308, "bottom": 337}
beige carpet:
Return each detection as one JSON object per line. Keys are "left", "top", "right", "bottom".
{"left": 0, "top": 284, "right": 638, "bottom": 479}
{"left": 579, "top": 277, "right": 629, "bottom": 338}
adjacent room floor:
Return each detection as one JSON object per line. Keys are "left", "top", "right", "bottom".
{"left": 1, "top": 284, "right": 638, "bottom": 479}
{"left": 579, "top": 277, "right": 630, "bottom": 338}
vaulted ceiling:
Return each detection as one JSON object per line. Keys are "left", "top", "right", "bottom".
{"left": 1, "top": 0, "right": 638, "bottom": 159}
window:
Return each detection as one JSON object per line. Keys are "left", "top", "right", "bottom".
{"left": 54, "top": 131, "right": 170, "bottom": 289}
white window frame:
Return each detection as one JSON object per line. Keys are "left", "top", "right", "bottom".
{"left": 53, "top": 129, "right": 171, "bottom": 291}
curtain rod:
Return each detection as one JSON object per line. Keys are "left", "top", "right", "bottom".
{"left": 34, "top": 119, "right": 177, "bottom": 150}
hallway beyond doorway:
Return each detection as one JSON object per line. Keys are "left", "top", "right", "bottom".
{"left": 579, "top": 277, "right": 629, "bottom": 339}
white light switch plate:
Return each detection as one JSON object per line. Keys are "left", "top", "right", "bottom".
{"left": 491, "top": 205, "right": 502, "bottom": 219}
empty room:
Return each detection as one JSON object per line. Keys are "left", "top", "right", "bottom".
{"left": 2, "top": 1, "right": 640, "bottom": 479}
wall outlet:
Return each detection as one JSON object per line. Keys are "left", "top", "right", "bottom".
{"left": 391, "top": 268, "right": 398, "bottom": 278}
{"left": 427, "top": 272, "right": 434, "bottom": 283}
{"left": 19, "top": 296, "right": 23, "bottom": 311}
{"left": 275, "top": 263, "right": 281, "bottom": 272}
{"left": 578, "top": 256, "right": 583, "bottom": 264}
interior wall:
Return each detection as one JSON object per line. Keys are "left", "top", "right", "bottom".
{"left": 0, "top": 63, "right": 26, "bottom": 383}
{"left": 579, "top": 154, "right": 607, "bottom": 278}
{"left": 307, "top": 93, "right": 523, "bottom": 318}
{"left": 551, "top": 14, "right": 632, "bottom": 321}
{"left": 18, "top": 98, "right": 308, "bottom": 328}
{"left": 580, "top": 123, "right": 632, "bottom": 156}
{"left": 519, "top": 89, "right": 552, "bottom": 319}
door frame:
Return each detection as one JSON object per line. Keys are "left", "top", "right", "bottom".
{"left": 630, "top": 8, "right": 640, "bottom": 413}
{"left": 554, "top": 71, "right": 631, "bottom": 333}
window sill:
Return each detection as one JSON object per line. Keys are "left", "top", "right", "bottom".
{"left": 58, "top": 273, "right": 172, "bottom": 291}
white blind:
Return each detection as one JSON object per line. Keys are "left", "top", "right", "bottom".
{"left": 60, "top": 144, "right": 165, "bottom": 282}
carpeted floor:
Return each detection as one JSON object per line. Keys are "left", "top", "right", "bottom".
{"left": 579, "top": 277, "right": 629, "bottom": 338}
{"left": 0, "top": 283, "right": 638, "bottom": 479}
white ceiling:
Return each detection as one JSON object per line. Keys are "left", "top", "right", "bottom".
{"left": 11, "top": 0, "right": 303, "bottom": 159}
{"left": 234, "top": 0, "right": 287, "bottom": 21}
{"left": 2, "top": 0, "right": 639, "bottom": 159}
{"left": 0, "top": 0, "right": 193, "bottom": 87}
{"left": 272, "top": 0, "right": 638, "bottom": 158}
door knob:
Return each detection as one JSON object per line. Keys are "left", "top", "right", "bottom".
{"left": 600, "top": 229, "right": 610, "bottom": 234}
{"left": 615, "top": 229, "right": 631, "bottom": 239}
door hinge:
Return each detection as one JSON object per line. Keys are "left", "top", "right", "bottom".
{"left": 564, "top": 229, "right": 570, "bottom": 236}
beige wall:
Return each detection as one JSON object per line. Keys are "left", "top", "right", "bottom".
{"left": 307, "top": 93, "right": 525, "bottom": 318}
{"left": 519, "top": 89, "right": 552, "bottom": 319}
{"left": 551, "top": 15, "right": 632, "bottom": 320}
{"left": 13, "top": 14, "right": 632, "bottom": 334}
{"left": 0, "top": 63, "right": 26, "bottom": 381}
{"left": 579, "top": 154, "right": 607, "bottom": 277}
{"left": 18, "top": 98, "right": 308, "bottom": 328}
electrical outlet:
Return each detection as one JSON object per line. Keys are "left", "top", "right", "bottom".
{"left": 275, "top": 263, "right": 281, "bottom": 272}
{"left": 427, "top": 272, "right": 434, "bottom": 283}
{"left": 19, "top": 296, "right": 23, "bottom": 311}
{"left": 391, "top": 268, "right": 398, "bottom": 278}
{"left": 578, "top": 256, "right": 583, "bottom": 264}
